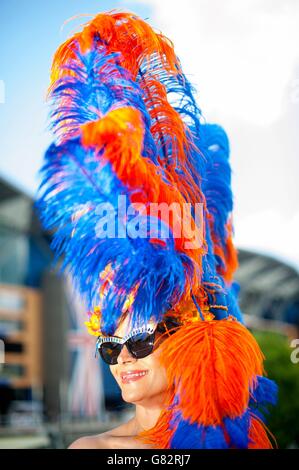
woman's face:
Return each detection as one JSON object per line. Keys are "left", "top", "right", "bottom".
{"left": 109, "top": 316, "right": 169, "bottom": 406}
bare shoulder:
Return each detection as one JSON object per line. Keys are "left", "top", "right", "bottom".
{"left": 67, "top": 432, "right": 111, "bottom": 449}
{"left": 67, "top": 420, "right": 134, "bottom": 449}
{"left": 68, "top": 418, "right": 153, "bottom": 449}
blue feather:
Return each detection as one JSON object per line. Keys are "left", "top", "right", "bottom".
{"left": 249, "top": 376, "right": 278, "bottom": 422}
{"left": 169, "top": 412, "right": 228, "bottom": 449}
{"left": 223, "top": 411, "right": 250, "bottom": 448}
{"left": 200, "top": 123, "right": 233, "bottom": 243}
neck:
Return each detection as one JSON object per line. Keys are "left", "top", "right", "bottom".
{"left": 131, "top": 393, "right": 167, "bottom": 434}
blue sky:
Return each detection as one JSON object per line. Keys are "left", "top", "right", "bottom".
{"left": 0, "top": 0, "right": 152, "bottom": 194}
{"left": 0, "top": 1, "right": 298, "bottom": 268}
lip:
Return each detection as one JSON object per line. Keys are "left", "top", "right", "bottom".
{"left": 120, "top": 369, "right": 149, "bottom": 384}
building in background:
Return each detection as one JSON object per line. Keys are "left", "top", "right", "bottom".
{"left": 0, "top": 177, "right": 50, "bottom": 428}
{"left": 236, "top": 249, "right": 299, "bottom": 336}
{"left": 0, "top": 177, "right": 124, "bottom": 447}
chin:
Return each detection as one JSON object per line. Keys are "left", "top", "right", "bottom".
{"left": 121, "top": 390, "right": 146, "bottom": 404}
{"left": 120, "top": 382, "right": 149, "bottom": 404}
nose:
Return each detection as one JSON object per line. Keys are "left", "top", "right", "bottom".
{"left": 117, "top": 343, "right": 137, "bottom": 365}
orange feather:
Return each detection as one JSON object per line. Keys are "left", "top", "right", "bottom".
{"left": 158, "top": 317, "right": 264, "bottom": 426}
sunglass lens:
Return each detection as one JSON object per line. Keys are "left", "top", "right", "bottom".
{"left": 100, "top": 342, "right": 122, "bottom": 365}
{"left": 128, "top": 332, "right": 155, "bottom": 359}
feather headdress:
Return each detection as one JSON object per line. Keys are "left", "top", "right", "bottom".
{"left": 35, "top": 10, "right": 277, "bottom": 448}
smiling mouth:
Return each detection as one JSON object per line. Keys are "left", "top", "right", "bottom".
{"left": 120, "top": 370, "right": 149, "bottom": 384}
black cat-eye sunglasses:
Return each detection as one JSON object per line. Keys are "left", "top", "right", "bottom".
{"left": 95, "top": 318, "right": 181, "bottom": 365}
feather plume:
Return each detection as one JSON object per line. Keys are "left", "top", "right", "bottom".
{"left": 36, "top": 11, "right": 277, "bottom": 449}
{"left": 36, "top": 20, "right": 206, "bottom": 333}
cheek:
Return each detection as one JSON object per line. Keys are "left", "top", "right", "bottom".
{"left": 145, "top": 350, "right": 168, "bottom": 389}
{"left": 128, "top": 352, "right": 169, "bottom": 397}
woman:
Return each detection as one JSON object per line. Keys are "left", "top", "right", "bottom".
{"left": 36, "top": 10, "right": 277, "bottom": 449}
{"left": 69, "top": 316, "right": 180, "bottom": 449}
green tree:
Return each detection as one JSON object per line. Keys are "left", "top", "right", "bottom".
{"left": 253, "top": 330, "right": 299, "bottom": 448}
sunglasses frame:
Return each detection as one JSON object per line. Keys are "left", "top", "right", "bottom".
{"left": 95, "top": 319, "right": 181, "bottom": 365}
{"left": 95, "top": 324, "right": 156, "bottom": 364}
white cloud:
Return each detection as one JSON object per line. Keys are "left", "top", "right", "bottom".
{"left": 127, "top": 0, "right": 299, "bottom": 126}
{"left": 235, "top": 209, "right": 299, "bottom": 271}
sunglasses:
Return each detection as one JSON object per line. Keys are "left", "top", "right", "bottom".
{"left": 95, "top": 318, "right": 180, "bottom": 365}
